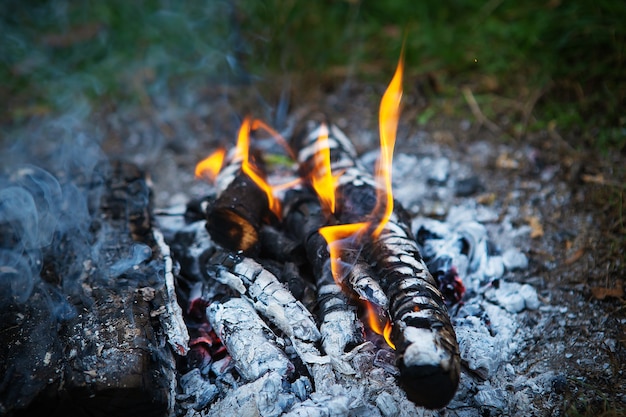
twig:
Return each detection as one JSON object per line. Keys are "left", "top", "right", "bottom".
{"left": 461, "top": 86, "right": 504, "bottom": 136}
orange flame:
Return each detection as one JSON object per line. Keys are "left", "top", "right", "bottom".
{"left": 195, "top": 148, "right": 226, "bottom": 183}
{"left": 310, "top": 123, "right": 338, "bottom": 214}
{"left": 251, "top": 119, "right": 296, "bottom": 161}
{"left": 319, "top": 222, "right": 396, "bottom": 350}
{"left": 236, "top": 117, "right": 282, "bottom": 218}
{"left": 372, "top": 49, "right": 404, "bottom": 238}
{"left": 318, "top": 223, "right": 367, "bottom": 286}
{"left": 365, "top": 301, "right": 396, "bottom": 350}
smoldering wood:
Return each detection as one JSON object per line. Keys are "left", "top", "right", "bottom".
{"left": 0, "top": 161, "right": 181, "bottom": 417}
{"left": 205, "top": 249, "right": 328, "bottom": 370}
{"left": 294, "top": 121, "right": 461, "bottom": 409}
{"left": 206, "top": 297, "right": 295, "bottom": 382}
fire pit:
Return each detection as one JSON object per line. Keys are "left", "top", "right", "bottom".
{"left": 1, "top": 58, "right": 549, "bottom": 417}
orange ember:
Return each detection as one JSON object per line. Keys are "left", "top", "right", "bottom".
{"left": 195, "top": 148, "right": 226, "bottom": 183}
{"left": 236, "top": 117, "right": 282, "bottom": 218}
{"left": 318, "top": 222, "right": 367, "bottom": 285}
{"left": 372, "top": 49, "right": 404, "bottom": 238}
{"left": 310, "top": 123, "right": 338, "bottom": 214}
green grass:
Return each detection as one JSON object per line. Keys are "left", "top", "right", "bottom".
{"left": 1, "top": 0, "right": 624, "bottom": 153}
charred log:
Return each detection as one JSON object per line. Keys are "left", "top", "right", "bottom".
{"left": 282, "top": 189, "right": 364, "bottom": 369}
{"left": 294, "top": 121, "right": 461, "bottom": 409}
{"left": 0, "top": 161, "right": 182, "bottom": 417}
{"left": 204, "top": 151, "right": 276, "bottom": 256}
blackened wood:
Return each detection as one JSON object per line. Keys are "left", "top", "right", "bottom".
{"left": 0, "top": 161, "right": 179, "bottom": 417}
{"left": 205, "top": 154, "right": 274, "bottom": 256}
{"left": 294, "top": 121, "right": 461, "bottom": 409}
{"left": 283, "top": 189, "right": 364, "bottom": 367}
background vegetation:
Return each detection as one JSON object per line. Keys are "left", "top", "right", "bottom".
{"left": 1, "top": 0, "right": 624, "bottom": 152}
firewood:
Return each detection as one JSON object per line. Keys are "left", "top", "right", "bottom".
{"left": 282, "top": 189, "right": 364, "bottom": 373}
{"left": 294, "top": 121, "right": 461, "bottom": 409}
{"left": 204, "top": 154, "right": 275, "bottom": 256}
{"left": 206, "top": 297, "right": 295, "bottom": 381}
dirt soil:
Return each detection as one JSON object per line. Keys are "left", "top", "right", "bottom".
{"left": 3, "top": 76, "right": 625, "bottom": 416}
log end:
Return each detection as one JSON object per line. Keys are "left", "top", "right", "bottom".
{"left": 397, "top": 361, "right": 460, "bottom": 409}
{"left": 206, "top": 208, "right": 259, "bottom": 254}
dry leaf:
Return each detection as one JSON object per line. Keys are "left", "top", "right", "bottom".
{"left": 476, "top": 192, "right": 496, "bottom": 205}
{"left": 581, "top": 173, "right": 605, "bottom": 184}
{"left": 496, "top": 153, "right": 519, "bottom": 169}
{"left": 526, "top": 216, "right": 544, "bottom": 238}
{"left": 591, "top": 282, "right": 624, "bottom": 300}
{"left": 564, "top": 248, "right": 585, "bottom": 265}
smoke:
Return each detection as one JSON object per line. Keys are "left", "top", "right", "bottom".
{"left": 0, "top": 112, "right": 108, "bottom": 318}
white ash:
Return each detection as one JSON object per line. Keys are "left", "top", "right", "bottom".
{"left": 153, "top": 227, "right": 190, "bottom": 355}
{"left": 206, "top": 297, "right": 295, "bottom": 382}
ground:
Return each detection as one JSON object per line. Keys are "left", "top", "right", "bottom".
{"left": 2, "top": 68, "right": 625, "bottom": 417}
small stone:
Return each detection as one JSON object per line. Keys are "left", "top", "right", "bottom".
{"left": 455, "top": 176, "right": 485, "bottom": 197}
{"left": 552, "top": 374, "right": 568, "bottom": 394}
{"left": 502, "top": 249, "right": 529, "bottom": 271}
{"left": 519, "top": 284, "right": 540, "bottom": 310}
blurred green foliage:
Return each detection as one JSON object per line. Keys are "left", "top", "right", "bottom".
{"left": 1, "top": 0, "right": 624, "bottom": 151}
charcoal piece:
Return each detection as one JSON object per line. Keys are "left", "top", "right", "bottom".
{"left": 454, "top": 176, "right": 484, "bottom": 197}
{"left": 0, "top": 161, "right": 179, "bottom": 417}
{"left": 258, "top": 224, "right": 303, "bottom": 263}
{"left": 279, "top": 262, "right": 316, "bottom": 310}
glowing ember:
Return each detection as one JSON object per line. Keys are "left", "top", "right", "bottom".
{"left": 372, "top": 50, "right": 404, "bottom": 238}
{"left": 310, "top": 123, "right": 338, "bottom": 214}
{"left": 235, "top": 117, "right": 282, "bottom": 218}
{"left": 195, "top": 148, "right": 226, "bottom": 183}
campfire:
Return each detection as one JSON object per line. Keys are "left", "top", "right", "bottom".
{"left": 170, "top": 53, "right": 461, "bottom": 413}
{"left": 1, "top": 53, "right": 539, "bottom": 417}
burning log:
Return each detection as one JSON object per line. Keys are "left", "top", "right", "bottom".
{"left": 0, "top": 161, "right": 184, "bottom": 416}
{"left": 294, "top": 120, "right": 461, "bottom": 409}
{"left": 365, "top": 213, "right": 461, "bottom": 409}
{"left": 205, "top": 160, "right": 271, "bottom": 255}
{"left": 282, "top": 189, "right": 365, "bottom": 370}
{"left": 202, "top": 118, "right": 280, "bottom": 256}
